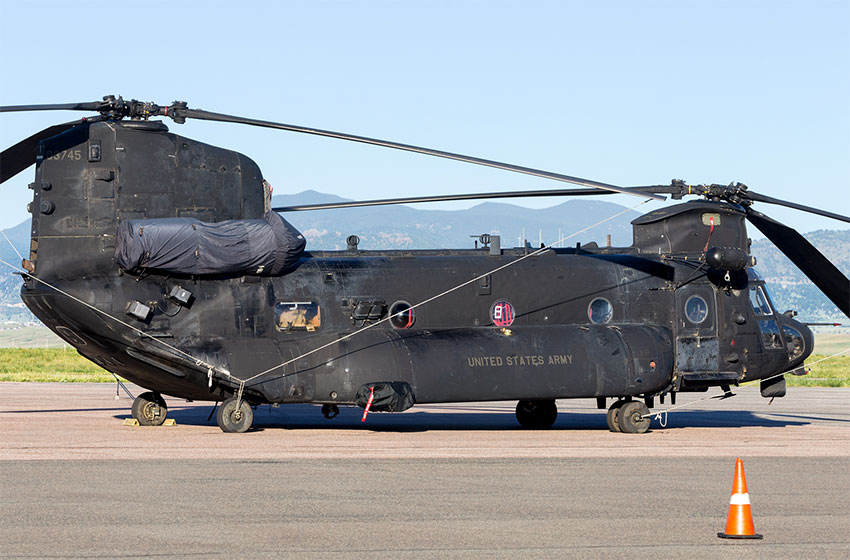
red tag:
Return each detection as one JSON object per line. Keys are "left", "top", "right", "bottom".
{"left": 361, "top": 386, "right": 375, "bottom": 422}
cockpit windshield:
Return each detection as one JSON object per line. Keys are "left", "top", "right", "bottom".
{"left": 749, "top": 285, "right": 773, "bottom": 316}
{"left": 749, "top": 283, "right": 787, "bottom": 350}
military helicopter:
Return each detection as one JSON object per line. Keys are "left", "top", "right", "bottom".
{"left": 2, "top": 96, "right": 848, "bottom": 433}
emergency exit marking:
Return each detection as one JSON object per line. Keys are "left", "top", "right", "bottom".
{"left": 490, "top": 299, "right": 515, "bottom": 327}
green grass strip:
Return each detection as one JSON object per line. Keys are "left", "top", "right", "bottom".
{"left": 785, "top": 354, "right": 850, "bottom": 387}
{"left": 0, "top": 348, "right": 116, "bottom": 382}
{"left": 0, "top": 348, "right": 847, "bottom": 386}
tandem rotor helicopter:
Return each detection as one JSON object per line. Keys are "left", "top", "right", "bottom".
{"left": 1, "top": 96, "right": 848, "bottom": 433}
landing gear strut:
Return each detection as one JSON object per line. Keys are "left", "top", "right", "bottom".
{"left": 131, "top": 391, "right": 168, "bottom": 426}
{"left": 217, "top": 396, "right": 254, "bottom": 433}
{"left": 515, "top": 399, "right": 557, "bottom": 428}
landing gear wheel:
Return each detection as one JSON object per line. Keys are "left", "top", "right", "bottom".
{"left": 131, "top": 391, "right": 167, "bottom": 426}
{"left": 606, "top": 400, "right": 625, "bottom": 432}
{"left": 321, "top": 404, "right": 340, "bottom": 419}
{"left": 618, "top": 401, "right": 651, "bottom": 434}
{"left": 515, "top": 399, "right": 558, "bottom": 428}
{"left": 217, "top": 397, "right": 254, "bottom": 433}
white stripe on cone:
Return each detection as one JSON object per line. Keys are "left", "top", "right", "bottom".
{"left": 729, "top": 492, "right": 751, "bottom": 505}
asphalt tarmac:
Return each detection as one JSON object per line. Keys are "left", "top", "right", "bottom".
{"left": 1, "top": 384, "right": 849, "bottom": 558}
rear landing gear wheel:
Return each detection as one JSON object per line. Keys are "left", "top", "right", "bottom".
{"left": 515, "top": 399, "right": 557, "bottom": 428}
{"left": 322, "top": 404, "right": 340, "bottom": 419}
{"left": 217, "top": 397, "right": 254, "bottom": 433}
{"left": 618, "top": 401, "right": 651, "bottom": 434}
{"left": 131, "top": 391, "right": 167, "bottom": 426}
{"left": 606, "top": 400, "right": 625, "bottom": 432}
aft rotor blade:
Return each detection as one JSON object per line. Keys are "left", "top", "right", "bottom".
{"left": 180, "top": 108, "right": 665, "bottom": 201}
{"left": 0, "top": 101, "right": 104, "bottom": 113}
{"left": 273, "top": 186, "right": 665, "bottom": 212}
{"left": 746, "top": 208, "right": 850, "bottom": 318}
{"left": 745, "top": 190, "right": 850, "bottom": 224}
{"left": 1, "top": 121, "right": 82, "bottom": 184}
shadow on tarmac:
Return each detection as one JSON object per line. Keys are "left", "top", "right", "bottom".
{"left": 4, "top": 399, "right": 841, "bottom": 431}
{"left": 104, "top": 402, "right": 840, "bottom": 431}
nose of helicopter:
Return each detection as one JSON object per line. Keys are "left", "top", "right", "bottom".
{"left": 800, "top": 322, "right": 815, "bottom": 361}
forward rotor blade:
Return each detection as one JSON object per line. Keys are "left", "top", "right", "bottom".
{"left": 745, "top": 190, "right": 850, "bottom": 224}
{"left": 1, "top": 121, "right": 82, "bottom": 184}
{"left": 746, "top": 208, "right": 849, "bottom": 318}
{"left": 273, "top": 186, "right": 665, "bottom": 212}
{"left": 181, "top": 108, "right": 666, "bottom": 201}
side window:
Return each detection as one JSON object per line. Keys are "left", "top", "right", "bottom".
{"left": 684, "top": 295, "right": 709, "bottom": 325}
{"left": 676, "top": 288, "right": 716, "bottom": 334}
{"left": 587, "top": 298, "right": 613, "bottom": 324}
{"left": 275, "top": 302, "right": 321, "bottom": 332}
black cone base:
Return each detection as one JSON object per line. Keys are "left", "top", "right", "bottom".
{"left": 717, "top": 532, "right": 763, "bottom": 540}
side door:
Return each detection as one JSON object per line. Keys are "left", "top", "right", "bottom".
{"left": 674, "top": 284, "right": 720, "bottom": 374}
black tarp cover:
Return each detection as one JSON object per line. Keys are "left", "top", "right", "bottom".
{"left": 115, "top": 211, "right": 305, "bottom": 276}
{"left": 355, "top": 382, "right": 416, "bottom": 413}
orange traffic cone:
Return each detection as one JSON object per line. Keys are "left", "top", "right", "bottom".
{"left": 718, "top": 458, "right": 763, "bottom": 539}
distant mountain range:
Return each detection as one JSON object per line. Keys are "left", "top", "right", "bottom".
{"left": 271, "top": 190, "right": 637, "bottom": 250}
{"left": 1, "top": 191, "right": 847, "bottom": 323}
{"left": 0, "top": 219, "right": 33, "bottom": 323}
{"left": 749, "top": 230, "right": 850, "bottom": 321}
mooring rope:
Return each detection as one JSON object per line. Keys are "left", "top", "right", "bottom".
{"left": 3, "top": 201, "right": 844, "bottom": 427}
{"left": 234, "top": 198, "right": 654, "bottom": 403}
{"left": 0, "top": 228, "right": 23, "bottom": 261}
{"left": 0, "top": 197, "right": 651, "bottom": 409}
{"left": 2, "top": 196, "right": 648, "bottom": 410}
{"left": 3, "top": 204, "right": 843, "bottom": 426}
{"left": 641, "top": 347, "right": 850, "bottom": 422}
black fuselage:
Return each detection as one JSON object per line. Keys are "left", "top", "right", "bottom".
{"left": 20, "top": 120, "right": 813, "bottom": 407}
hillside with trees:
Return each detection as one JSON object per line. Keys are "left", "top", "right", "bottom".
{"left": 1, "top": 193, "right": 847, "bottom": 323}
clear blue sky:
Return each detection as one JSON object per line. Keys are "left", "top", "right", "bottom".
{"left": 1, "top": 0, "right": 848, "bottom": 236}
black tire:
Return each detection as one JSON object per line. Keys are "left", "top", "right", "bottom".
{"left": 606, "top": 400, "right": 625, "bottom": 432}
{"left": 217, "top": 397, "right": 254, "bottom": 433}
{"left": 618, "top": 401, "right": 651, "bottom": 434}
{"left": 515, "top": 399, "right": 558, "bottom": 428}
{"left": 131, "top": 391, "right": 167, "bottom": 426}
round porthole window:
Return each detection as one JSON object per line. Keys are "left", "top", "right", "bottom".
{"left": 389, "top": 300, "right": 415, "bottom": 329}
{"left": 588, "top": 298, "right": 613, "bottom": 324}
{"left": 685, "top": 295, "right": 709, "bottom": 324}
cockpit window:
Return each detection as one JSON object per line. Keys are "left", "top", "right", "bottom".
{"left": 275, "top": 302, "right": 321, "bottom": 332}
{"left": 749, "top": 286, "right": 773, "bottom": 316}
